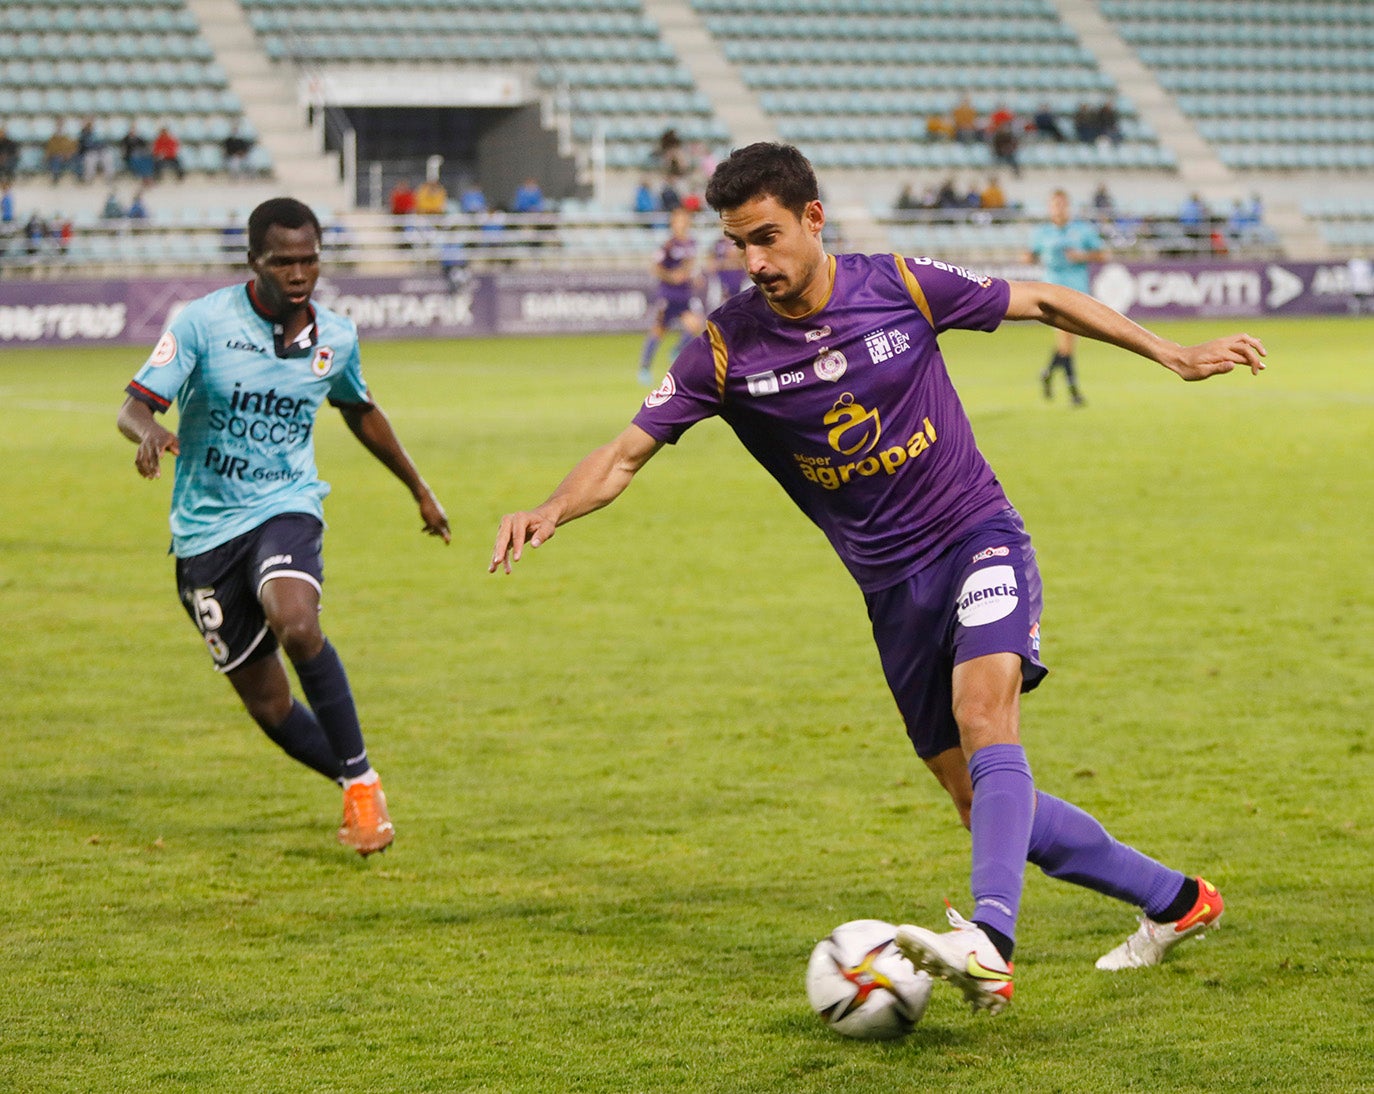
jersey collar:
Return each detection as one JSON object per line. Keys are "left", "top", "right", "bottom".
{"left": 245, "top": 282, "right": 319, "bottom": 359}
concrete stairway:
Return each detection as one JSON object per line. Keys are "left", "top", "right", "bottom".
{"left": 183, "top": 0, "right": 352, "bottom": 212}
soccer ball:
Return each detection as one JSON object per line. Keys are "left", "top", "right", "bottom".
{"left": 806, "top": 919, "right": 932, "bottom": 1040}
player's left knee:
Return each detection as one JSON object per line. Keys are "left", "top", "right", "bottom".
{"left": 272, "top": 615, "right": 324, "bottom": 663}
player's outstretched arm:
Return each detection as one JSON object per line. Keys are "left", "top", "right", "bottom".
{"left": 490, "top": 424, "right": 662, "bottom": 575}
{"left": 338, "top": 401, "right": 451, "bottom": 544}
{"left": 1005, "top": 280, "right": 1266, "bottom": 380}
{"left": 117, "top": 395, "right": 180, "bottom": 479}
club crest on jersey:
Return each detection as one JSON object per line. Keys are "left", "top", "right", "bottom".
{"left": 149, "top": 330, "right": 177, "bottom": 367}
{"left": 311, "top": 346, "right": 334, "bottom": 377}
{"left": 814, "top": 348, "right": 847, "bottom": 382}
{"left": 644, "top": 372, "right": 676, "bottom": 408}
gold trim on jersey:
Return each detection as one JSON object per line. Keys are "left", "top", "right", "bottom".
{"left": 707, "top": 320, "right": 729, "bottom": 399}
{"left": 893, "top": 254, "right": 935, "bottom": 328}
{"left": 763, "top": 254, "right": 837, "bottom": 322}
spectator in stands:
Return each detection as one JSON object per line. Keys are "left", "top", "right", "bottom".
{"left": 688, "top": 141, "right": 716, "bottom": 188}
{"left": 633, "top": 177, "right": 659, "bottom": 216}
{"left": 53, "top": 214, "right": 73, "bottom": 255}
{"left": 1032, "top": 103, "right": 1065, "bottom": 142}
{"left": 458, "top": 181, "right": 488, "bottom": 215}
{"left": 980, "top": 177, "right": 1006, "bottom": 211}
{"left": 1094, "top": 95, "right": 1122, "bottom": 146}
{"left": 896, "top": 183, "right": 922, "bottom": 211}
{"left": 654, "top": 128, "right": 685, "bottom": 178}
{"left": 121, "top": 124, "right": 154, "bottom": 182}
{"left": 152, "top": 126, "right": 185, "bottom": 182}
{"left": 24, "top": 212, "right": 48, "bottom": 255}
{"left": 934, "top": 177, "right": 961, "bottom": 210}
{"left": 101, "top": 191, "right": 126, "bottom": 220}
{"left": 952, "top": 94, "right": 980, "bottom": 143}
{"left": 1091, "top": 182, "right": 1115, "bottom": 218}
{"left": 78, "top": 118, "right": 116, "bottom": 183}
{"left": 1179, "top": 192, "right": 1209, "bottom": 241}
{"left": 0, "top": 127, "right": 17, "bottom": 185}
{"left": 990, "top": 123, "right": 1021, "bottom": 178}
{"left": 925, "top": 112, "right": 955, "bottom": 141}
{"left": 415, "top": 177, "right": 448, "bottom": 215}
{"left": 223, "top": 122, "right": 255, "bottom": 179}
{"left": 1, "top": 183, "right": 14, "bottom": 227}
{"left": 658, "top": 177, "right": 682, "bottom": 213}
{"left": 512, "top": 176, "right": 546, "bottom": 214}
{"left": 1072, "top": 101, "right": 1098, "bottom": 143}
{"left": 45, "top": 121, "right": 80, "bottom": 184}
{"left": 128, "top": 186, "right": 149, "bottom": 220}
{"left": 986, "top": 103, "right": 1016, "bottom": 138}
{"left": 389, "top": 179, "right": 417, "bottom": 216}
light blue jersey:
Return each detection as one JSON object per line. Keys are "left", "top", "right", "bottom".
{"left": 1027, "top": 220, "right": 1104, "bottom": 295}
{"left": 127, "top": 283, "right": 370, "bottom": 557}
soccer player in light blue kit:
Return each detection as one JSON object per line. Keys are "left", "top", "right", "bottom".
{"left": 1024, "top": 188, "right": 1107, "bottom": 405}
{"left": 118, "top": 197, "right": 450, "bottom": 856}
{"left": 492, "top": 145, "right": 1265, "bottom": 1013}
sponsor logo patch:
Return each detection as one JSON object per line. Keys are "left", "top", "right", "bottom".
{"left": 644, "top": 372, "right": 676, "bottom": 408}
{"left": 971, "top": 545, "right": 1010, "bottom": 564}
{"left": 149, "top": 330, "right": 177, "bottom": 367}
{"left": 746, "top": 371, "right": 780, "bottom": 397}
{"left": 804, "top": 325, "right": 832, "bottom": 342}
{"left": 863, "top": 328, "right": 912, "bottom": 364}
{"left": 956, "top": 564, "right": 1019, "bottom": 627}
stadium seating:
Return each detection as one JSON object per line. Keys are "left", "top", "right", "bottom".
{"left": 1099, "top": 0, "right": 1374, "bottom": 173}
{"left": 236, "top": 0, "right": 724, "bottom": 176}
{"left": 692, "top": 0, "right": 1171, "bottom": 172}
{"left": 0, "top": 1, "right": 271, "bottom": 179}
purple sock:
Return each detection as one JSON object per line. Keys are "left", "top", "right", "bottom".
{"left": 294, "top": 640, "right": 370, "bottom": 780}
{"left": 1027, "top": 792, "right": 1186, "bottom": 919}
{"left": 968, "top": 743, "right": 1035, "bottom": 946}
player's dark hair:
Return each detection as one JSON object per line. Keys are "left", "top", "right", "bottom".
{"left": 247, "top": 197, "right": 322, "bottom": 256}
{"left": 705, "top": 142, "right": 819, "bottom": 218}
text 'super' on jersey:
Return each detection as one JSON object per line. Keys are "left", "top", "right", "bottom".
{"left": 632, "top": 253, "right": 1016, "bottom": 593}
{"left": 126, "top": 283, "right": 371, "bottom": 558}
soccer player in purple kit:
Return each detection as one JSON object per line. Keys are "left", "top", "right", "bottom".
{"left": 637, "top": 206, "right": 705, "bottom": 385}
{"left": 491, "top": 144, "right": 1263, "bottom": 1013}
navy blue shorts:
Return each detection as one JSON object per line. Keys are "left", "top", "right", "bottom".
{"left": 174, "top": 513, "right": 325, "bottom": 674}
{"left": 864, "top": 510, "right": 1047, "bottom": 759}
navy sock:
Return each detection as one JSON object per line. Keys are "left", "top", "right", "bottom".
{"left": 294, "top": 639, "right": 370, "bottom": 779}
{"left": 256, "top": 700, "right": 344, "bottom": 782}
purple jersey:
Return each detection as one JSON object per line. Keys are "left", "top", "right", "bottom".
{"left": 713, "top": 237, "right": 747, "bottom": 296}
{"left": 633, "top": 253, "right": 1015, "bottom": 592}
{"left": 655, "top": 233, "right": 697, "bottom": 305}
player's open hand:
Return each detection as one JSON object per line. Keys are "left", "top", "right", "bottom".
{"left": 1170, "top": 333, "right": 1267, "bottom": 381}
{"left": 489, "top": 510, "right": 557, "bottom": 574}
{"left": 134, "top": 427, "right": 179, "bottom": 479}
{"left": 418, "top": 491, "right": 451, "bottom": 544}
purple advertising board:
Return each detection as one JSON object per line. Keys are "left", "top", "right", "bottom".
{"left": 0, "top": 261, "right": 1362, "bottom": 349}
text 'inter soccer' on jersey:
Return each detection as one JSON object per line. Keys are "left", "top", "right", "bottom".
{"left": 126, "top": 283, "right": 371, "bottom": 558}
{"left": 633, "top": 254, "right": 1017, "bottom": 592}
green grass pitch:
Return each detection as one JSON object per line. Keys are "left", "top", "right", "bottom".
{"left": 1, "top": 316, "right": 1370, "bottom": 1092}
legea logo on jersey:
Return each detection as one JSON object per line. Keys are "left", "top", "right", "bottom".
{"left": 824, "top": 394, "right": 881, "bottom": 455}
{"left": 957, "top": 565, "right": 1019, "bottom": 627}
{"left": 863, "top": 328, "right": 912, "bottom": 365}
{"left": 312, "top": 346, "right": 334, "bottom": 377}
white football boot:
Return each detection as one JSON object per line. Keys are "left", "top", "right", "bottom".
{"left": 896, "top": 905, "right": 1014, "bottom": 1015}
{"left": 1096, "top": 877, "right": 1224, "bottom": 971}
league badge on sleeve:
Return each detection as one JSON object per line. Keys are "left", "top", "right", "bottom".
{"left": 644, "top": 372, "right": 676, "bottom": 408}
{"left": 311, "top": 346, "right": 335, "bottom": 377}
{"left": 148, "top": 330, "right": 178, "bottom": 367}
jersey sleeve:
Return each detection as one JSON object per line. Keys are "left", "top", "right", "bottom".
{"left": 325, "top": 332, "right": 371, "bottom": 407}
{"left": 125, "top": 303, "right": 206, "bottom": 412}
{"left": 903, "top": 256, "right": 1010, "bottom": 334}
{"left": 631, "top": 328, "right": 722, "bottom": 445}
{"left": 1077, "top": 222, "right": 1106, "bottom": 251}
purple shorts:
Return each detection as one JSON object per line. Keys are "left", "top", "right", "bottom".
{"left": 655, "top": 292, "right": 699, "bottom": 329}
{"left": 863, "top": 509, "right": 1047, "bottom": 759}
